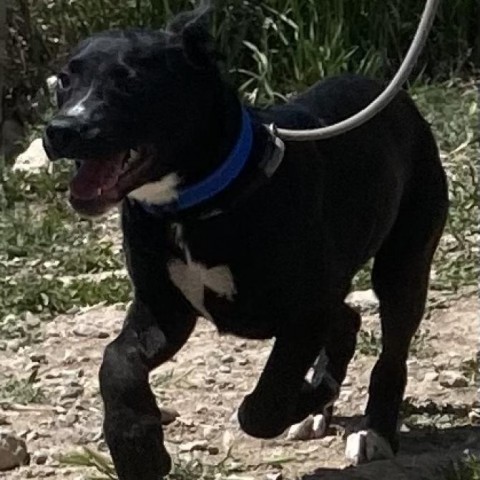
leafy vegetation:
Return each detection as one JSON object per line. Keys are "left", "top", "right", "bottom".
{"left": 448, "top": 455, "right": 480, "bottom": 480}
{"left": 0, "top": 369, "right": 47, "bottom": 404}
{"left": 5, "top": 0, "right": 479, "bottom": 121}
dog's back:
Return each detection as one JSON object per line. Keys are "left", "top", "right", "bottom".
{"left": 253, "top": 74, "right": 445, "bottom": 276}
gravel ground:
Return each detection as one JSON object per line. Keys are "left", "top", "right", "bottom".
{"left": 0, "top": 293, "right": 478, "bottom": 480}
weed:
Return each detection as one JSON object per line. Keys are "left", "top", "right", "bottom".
{"left": 59, "top": 446, "right": 250, "bottom": 480}
{"left": 0, "top": 369, "right": 47, "bottom": 404}
{"left": 357, "top": 329, "right": 382, "bottom": 357}
{"left": 448, "top": 454, "right": 480, "bottom": 480}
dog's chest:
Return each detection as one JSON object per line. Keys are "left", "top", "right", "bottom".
{"left": 167, "top": 224, "right": 237, "bottom": 321}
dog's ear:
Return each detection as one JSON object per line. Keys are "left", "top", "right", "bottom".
{"left": 166, "top": 2, "right": 215, "bottom": 69}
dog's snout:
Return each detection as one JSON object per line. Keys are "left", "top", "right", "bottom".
{"left": 45, "top": 117, "right": 96, "bottom": 158}
{"left": 46, "top": 117, "right": 83, "bottom": 152}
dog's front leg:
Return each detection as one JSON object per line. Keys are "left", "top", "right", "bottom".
{"left": 238, "top": 328, "right": 321, "bottom": 439}
{"left": 99, "top": 300, "right": 196, "bottom": 480}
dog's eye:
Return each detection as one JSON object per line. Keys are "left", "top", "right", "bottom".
{"left": 111, "top": 66, "right": 138, "bottom": 94}
{"left": 57, "top": 73, "right": 71, "bottom": 90}
{"left": 112, "top": 66, "right": 131, "bottom": 80}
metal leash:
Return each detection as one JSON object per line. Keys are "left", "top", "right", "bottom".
{"left": 274, "top": 0, "right": 441, "bottom": 141}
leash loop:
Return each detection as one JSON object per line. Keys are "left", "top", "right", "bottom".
{"left": 273, "top": 0, "right": 441, "bottom": 142}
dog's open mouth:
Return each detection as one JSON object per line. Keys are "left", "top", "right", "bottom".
{"left": 69, "top": 147, "right": 153, "bottom": 215}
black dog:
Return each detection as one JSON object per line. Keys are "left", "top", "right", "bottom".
{"left": 43, "top": 6, "right": 448, "bottom": 479}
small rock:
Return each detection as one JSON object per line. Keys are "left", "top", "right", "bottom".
{"left": 29, "top": 353, "right": 47, "bottom": 364}
{"left": 219, "top": 365, "right": 231, "bottom": 374}
{"left": 160, "top": 407, "right": 180, "bottom": 425}
{"left": 346, "top": 289, "right": 379, "bottom": 313}
{"left": 233, "top": 342, "right": 247, "bottom": 353}
{"left": 13, "top": 138, "right": 49, "bottom": 173}
{"left": 221, "top": 354, "right": 235, "bottom": 364}
{"left": 60, "top": 386, "right": 84, "bottom": 401}
{"left": 468, "top": 409, "right": 480, "bottom": 425}
{"left": 72, "top": 325, "right": 95, "bottom": 338}
{"left": 423, "top": 371, "right": 439, "bottom": 382}
{"left": 0, "top": 415, "right": 10, "bottom": 426}
{"left": 25, "top": 313, "right": 41, "bottom": 329}
{"left": 400, "top": 424, "right": 410, "bottom": 433}
{"left": 319, "top": 436, "right": 336, "bottom": 448}
{"left": 0, "top": 432, "right": 29, "bottom": 471}
{"left": 266, "top": 473, "right": 283, "bottom": 480}
{"left": 238, "top": 358, "right": 249, "bottom": 366}
{"left": 203, "top": 425, "right": 219, "bottom": 438}
{"left": 25, "top": 431, "right": 39, "bottom": 442}
{"left": 177, "top": 417, "right": 195, "bottom": 428}
{"left": 7, "top": 340, "right": 21, "bottom": 353}
{"left": 179, "top": 440, "right": 208, "bottom": 453}
{"left": 33, "top": 452, "right": 48, "bottom": 465}
{"left": 207, "top": 446, "right": 219, "bottom": 455}
{"left": 439, "top": 371, "right": 469, "bottom": 388}
{"left": 195, "top": 358, "right": 206, "bottom": 366}
{"left": 58, "top": 413, "right": 78, "bottom": 427}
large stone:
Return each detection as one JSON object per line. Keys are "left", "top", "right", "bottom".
{"left": 0, "top": 431, "right": 29, "bottom": 471}
{"left": 13, "top": 138, "right": 49, "bottom": 173}
{"left": 439, "top": 371, "right": 469, "bottom": 388}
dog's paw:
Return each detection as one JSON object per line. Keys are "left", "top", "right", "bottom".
{"left": 104, "top": 410, "right": 171, "bottom": 480}
{"left": 287, "top": 414, "right": 328, "bottom": 441}
{"left": 345, "top": 429, "right": 394, "bottom": 465}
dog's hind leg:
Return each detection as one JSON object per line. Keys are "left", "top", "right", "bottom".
{"left": 99, "top": 300, "right": 196, "bottom": 480}
{"left": 345, "top": 168, "right": 448, "bottom": 464}
{"left": 288, "top": 304, "right": 361, "bottom": 440}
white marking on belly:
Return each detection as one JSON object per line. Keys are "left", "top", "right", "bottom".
{"left": 128, "top": 173, "right": 180, "bottom": 205}
{"left": 167, "top": 258, "right": 236, "bottom": 320}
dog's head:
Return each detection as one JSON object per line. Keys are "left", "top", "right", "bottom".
{"left": 43, "top": 4, "right": 222, "bottom": 216}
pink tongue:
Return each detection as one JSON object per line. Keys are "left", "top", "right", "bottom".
{"left": 70, "top": 153, "right": 125, "bottom": 200}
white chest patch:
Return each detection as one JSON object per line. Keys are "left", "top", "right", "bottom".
{"left": 128, "top": 173, "right": 180, "bottom": 205}
{"left": 167, "top": 258, "right": 236, "bottom": 320}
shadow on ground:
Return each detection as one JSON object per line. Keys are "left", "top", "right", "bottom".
{"left": 301, "top": 424, "right": 480, "bottom": 480}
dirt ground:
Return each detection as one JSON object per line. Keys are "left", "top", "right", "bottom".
{"left": 0, "top": 293, "right": 478, "bottom": 480}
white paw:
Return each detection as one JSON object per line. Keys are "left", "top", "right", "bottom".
{"left": 287, "top": 414, "right": 328, "bottom": 441}
{"left": 345, "top": 429, "right": 394, "bottom": 465}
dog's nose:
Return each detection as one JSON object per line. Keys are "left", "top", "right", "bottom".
{"left": 45, "top": 117, "right": 84, "bottom": 155}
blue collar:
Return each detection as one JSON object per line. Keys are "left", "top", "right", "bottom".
{"left": 140, "top": 107, "right": 253, "bottom": 215}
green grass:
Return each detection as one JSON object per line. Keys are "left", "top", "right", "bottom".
{"left": 0, "top": 369, "right": 47, "bottom": 404}
{"left": 412, "top": 80, "right": 479, "bottom": 290}
{"left": 0, "top": 165, "right": 130, "bottom": 340}
{"left": 448, "top": 455, "right": 480, "bottom": 480}
{"left": 7, "top": 0, "right": 478, "bottom": 117}
{"left": 352, "top": 79, "right": 479, "bottom": 292}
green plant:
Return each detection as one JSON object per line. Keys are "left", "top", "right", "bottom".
{"left": 0, "top": 368, "right": 47, "bottom": 404}
{"left": 5, "top": 0, "right": 479, "bottom": 122}
{"left": 59, "top": 446, "right": 248, "bottom": 480}
{"left": 357, "top": 329, "right": 382, "bottom": 357}
{"left": 448, "top": 455, "right": 480, "bottom": 480}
